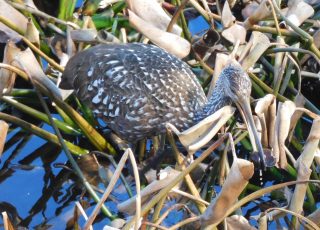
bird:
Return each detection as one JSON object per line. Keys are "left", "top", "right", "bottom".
{"left": 60, "top": 43, "right": 265, "bottom": 168}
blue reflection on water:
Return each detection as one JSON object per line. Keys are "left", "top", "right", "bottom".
{"left": 188, "top": 16, "right": 210, "bottom": 36}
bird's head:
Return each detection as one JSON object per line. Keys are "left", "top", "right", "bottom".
{"left": 219, "top": 61, "right": 266, "bottom": 169}
{"left": 220, "top": 61, "right": 251, "bottom": 102}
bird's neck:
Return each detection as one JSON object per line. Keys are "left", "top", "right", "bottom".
{"left": 193, "top": 89, "right": 232, "bottom": 123}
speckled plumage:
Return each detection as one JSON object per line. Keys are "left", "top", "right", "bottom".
{"left": 61, "top": 43, "right": 227, "bottom": 141}
{"left": 60, "top": 43, "right": 267, "bottom": 167}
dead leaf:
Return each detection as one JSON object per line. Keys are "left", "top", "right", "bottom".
{"left": 243, "top": 0, "right": 272, "bottom": 29}
{"left": 226, "top": 215, "right": 257, "bottom": 230}
{"left": 26, "top": 18, "right": 39, "bottom": 46}
{"left": 286, "top": 0, "right": 314, "bottom": 28}
{"left": 166, "top": 106, "right": 235, "bottom": 152}
{"left": 255, "top": 94, "right": 276, "bottom": 148}
{"left": 221, "top": 24, "right": 246, "bottom": 45}
{"left": 0, "top": 120, "right": 9, "bottom": 157}
{"left": 127, "top": 0, "right": 182, "bottom": 35}
{"left": 128, "top": 10, "right": 190, "bottom": 58}
{"left": 0, "top": 0, "right": 28, "bottom": 41}
{"left": 240, "top": 32, "right": 270, "bottom": 70}
{"left": 201, "top": 158, "right": 254, "bottom": 227}
{"left": 12, "top": 45, "right": 62, "bottom": 99}
{"left": 277, "top": 101, "right": 296, "bottom": 168}
{"left": 221, "top": 1, "right": 235, "bottom": 28}
{"left": 0, "top": 41, "right": 20, "bottom": 95}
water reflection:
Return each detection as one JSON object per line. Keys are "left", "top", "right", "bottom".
{"left": 0, "top": 127, "right": 116, "bottom": 229}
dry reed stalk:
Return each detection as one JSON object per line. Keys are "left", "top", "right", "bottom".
{"left": 75, "top": 201, "right": 93, "bottom": 230}
{"left": 84, "top": 149, "right": 131, "bottom": 229}
{"left": 1, "top": 211, "right": 14, "bottom": 230}
{"left": 118, "top": 167, "right": 180, "bottom": 214}
{"left": 0, "top": 120, "right": 9, "bottom": 157}
{"left": 289, "top": 118, "right": 320, "bottom": 215}
{"left": 200, "top": 155, "right": 254, "bottom": 228}
{"left": 277, "top": 101, "right": 296, "bottom": 168}
{"left": 307, "top": 208, "right": 320, "bottom": 226}
{"left": 0, "top": 41, "right": 21, "bottom": 95}
{"left": 258, "top": 214, "right": 268, "bottom": 230}
{"left": 221, "top": 24, "right": 246, "bottom": 44}
{"left": 288, "top": 94, "right": 305, "bottom": 141}
{"left": 255, "top": 94, "right": 276, "bottom": 148}
{"left": 225, "top": 215, "right": 256, "bottom": 229}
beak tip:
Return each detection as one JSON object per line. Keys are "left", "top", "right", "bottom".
{"left": 252, "top": 148, "right": 277, "bottom": 170}
{"left": 251, "top": 151, "right": 266, "bottom": 171}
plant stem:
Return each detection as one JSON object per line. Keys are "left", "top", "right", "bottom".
{"left": 0, "top": 15, "right": 25, "bottom": 35}
{"left": 0, "top": 112, "right": 88, "bottom": 155}
{"left": 29, "top": 72, "right": 115, "bottom": 219}
{"left": 8, "top": 1, "right": 79, "bottom": 28}
{"left": 122, "top": 134, "right": 228, "bottom": 229}
{"left": 2, "top": 96, "right": 81, "bottom": 135}
{"left": 250, "top": 25, "right": 298, "bottom": 37}
{"left": 167, "top": 130, "right": 207, "bottom": 213}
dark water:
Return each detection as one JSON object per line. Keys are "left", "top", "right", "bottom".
{"left": 1, "top": 126, "right": 70, "bottom": 228}
{"left": 0, "top": 121, "right": 128, "bottom": 229}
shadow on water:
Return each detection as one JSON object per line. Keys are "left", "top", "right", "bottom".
{"left": 0, "top": 122, "right": 126, "bottom": 229}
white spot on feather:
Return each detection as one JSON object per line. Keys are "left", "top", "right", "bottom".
{"left": 113, "top": 66, "right": 124, "bottom": 72}
{"left": 92, "top": 94, "right": 101, "bottom": 104}
{"left": 92, "top": 80, "right": 98, "bottom": 87}
{"left": 107, "top": 60, "right": 119, "bottom": 65}
{"left": 119, "top": 80, "right": 127, "bottom": 88}
{"left": 114, "top": 107, "right": 120, "bottom": 116}
{"left": 144, "top": 83, "right": 152, "bottom": 90}
{"left": 125, "top": 114, "right": 139, "bottom": 121}
{"left": 88, "top": 67, "right": 94, "bottom": 77}
{"left": 133, "top": 101, "right": 140, "bottom": 107}
{"left": 165, "top": 113, "right": 174, "bottom": 119}
{"left": 106, "top": 69, "right": 113, "bottom": 77}
{"left": 160, "top": 78, "right": 166, "bottom": 85}
{"left": 113, "top": 74, "right": 123, "bottom": 82}
{"left": 103, "top": 96, "right": 109, "bottom": 104}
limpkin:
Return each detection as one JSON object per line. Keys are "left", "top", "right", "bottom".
{"left": 60, "top": 43, "right": 265, "bottom": 167}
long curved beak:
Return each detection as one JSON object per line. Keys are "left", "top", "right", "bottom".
{"left": 236, "top": 97, "right": 266, "bottom": 170}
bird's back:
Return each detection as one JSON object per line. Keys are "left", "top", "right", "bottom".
{"left": 60, "top": 43, "right": 206, "bottom": 141}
